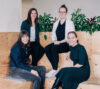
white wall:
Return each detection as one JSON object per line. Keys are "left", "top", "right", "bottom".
{"left": 33, "top": 0, "right": 100, "bottom": 19}
{"left": 0, "top": 0, "right": 22, "bottom": 32}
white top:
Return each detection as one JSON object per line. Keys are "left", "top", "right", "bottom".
{"left": 51, "top": 19, "right": 75, "bottom": 42}
{"left": 30, "top": 26, "right": 35, "bottom": 42}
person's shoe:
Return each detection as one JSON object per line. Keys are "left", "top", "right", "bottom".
{"left": 51, "top": 78, "right": 61, "bottom": 89}
{"left": 46, "top": 69, "right": 58, "bottom": 78}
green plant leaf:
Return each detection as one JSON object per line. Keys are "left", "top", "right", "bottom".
{"left": 39, "top": 12, "right": 56, "bottom": 32}
{"left": 44, "top": 35, "right": 47, "bottom": 40}
{"left": 97, "top": 16, "right": 100, "bottom": 22}
{"left": 89, "top": 31, "right": 92, "bottom": 35}
{"left": 71, "top": 8, "right": 100, "bottom": 35}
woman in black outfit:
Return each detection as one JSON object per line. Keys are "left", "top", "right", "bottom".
{"left": 21, "top": 8, "right": 44, "bottom": 66}
{"left": 9, "top": 30, "right": 46, "bottom": 89}
{"left": 52, "top": 31, "right": 90, "bottom": 89}
{"left": 45, "top": 5, "right": 75, "bottom": 78}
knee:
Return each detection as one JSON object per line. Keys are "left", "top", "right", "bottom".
{"left": 45, "top": 45, "right": 50, "bottom": 52}
{"left": 45, "top": 44, "right": 53, "bottom": 51}
{"left": 60, "top": 68, "right": 72, "bottom": 78}
{"left": 37, "top": 77, "right": 41, "bottom": 82}
{"left": 33, "top": 76, "right": 41, "bottom": 83}
{"left": 40, "top": 66, "right": 46, "bottom": 73}
{"left": 52, "top": 45, "right": 59, "bottom": 51}
{"left": 59, "top": 68, "right": 67, "bottom": 73}
{"left": 64, "top": 71, "right": 72, "bottom": 80}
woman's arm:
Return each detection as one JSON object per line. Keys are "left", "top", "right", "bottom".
{"left": 20, "top": 21, "right": 26, "bottom": 30}
{"left": 65, "top": 20, "right": 75, "bottom": 41}
{"left": 58, "top": 39, "right": 66, "bottom": 43}
{"left": 51, "top": 21, "right": 58, "bottom": 42}
{"left": 28, "top": 55, "right": 32, "bottom": 64}
{"left": 53, "top": 40, "right": 67, "bottom": 45}
{"left": 74, "top": 46, "right": 87, "bottom": 68}
{"left": 66, "top": 50, "right": 83, "bottom": 68}
{"left": 20, "top": 20, "right": 28, "bottom": 32}
{"left": 10, "top": 44, "right": 32, "bottom": 72}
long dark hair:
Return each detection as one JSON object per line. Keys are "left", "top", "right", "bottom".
{"left": 26, "top": 8, "right": 38, "bottom": 26}
{"left": 68, "top": 31, "right": 79, "bottom": 43}
{"left": 17, "top": 30, "right": 30, "bottom": 49}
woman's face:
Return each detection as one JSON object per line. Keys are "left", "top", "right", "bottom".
{"left": 21, "top": 35, "right": 29, "bottom": 45}
{"left": 59, "top": 8, "right": 67, "bottom": 19}
{"left": 68, "top": 33, "right": 78, "bottom": 46}
{"left": 31, "top": 10, "right": 37, "bottom": 21}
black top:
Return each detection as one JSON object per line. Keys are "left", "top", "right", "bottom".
{"left": 9, "top": 43, "right": 32, "bottom": 72}
{"left": 69, "top": 44, "right": 90, "bottom": 67}
{"left": 56, "top": 21, "right": 66, "bottom": 41}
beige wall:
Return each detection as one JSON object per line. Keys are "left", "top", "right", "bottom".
{"left": 33, "top": 0, "right": 100, "bottom": 19}
{"left": 22, "top": 0, "right": 33, "bottom": 21}
{"left": 0, "top": 0, "right": 22, "bottom": 32}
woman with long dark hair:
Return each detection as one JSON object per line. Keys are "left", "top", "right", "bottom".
{"left": 21, "top": 8, "right": 44, "bottom": 66}
{"left": 9, "top": 30, "right": 46, "bottom": 89}
{"left": 51, "top": 31, "right": 90, "bottom": 89}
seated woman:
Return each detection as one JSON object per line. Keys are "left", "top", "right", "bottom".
{"left": 9, "top": 30, "right": 46, "bottom": 89}
{"left": 45, "top": 4, "right": 75, "bottom": 78}
{"left": 52, "top": 31, "right": 90, "bottom": 89}
{"left": 21, "top": 8, "right": 44, "bottom": 66}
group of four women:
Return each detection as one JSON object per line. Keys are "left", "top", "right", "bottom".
{"left": 9, "top": 4, "right": 90, "bottom": 89}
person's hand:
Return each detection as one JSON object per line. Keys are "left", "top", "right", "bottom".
{"left": 29, "top": 55, "right": 32, "bottom": 64}
{"left": 74, "top": 64, "right": 83, "bottom": 68}
{"left": 54, "top": 41, "right": 60, "bottom": 45}
{"left": 66, "top": 51, "right": 71, "bottom": 60}
{"left": 31, "top": 70, "right": 39, "bottom": 77}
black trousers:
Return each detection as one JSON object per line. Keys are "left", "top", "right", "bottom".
{"left": 10, "top": 66, "right": 46, "bottom": 89}
{"left": 31, "top": 41, "right": 45, "bottom": 66}
{"left": 45, "top": 42, "right": 69, "bottom": 70}
{"left": 56, "top": 66, "right": 90, "bottom": 89}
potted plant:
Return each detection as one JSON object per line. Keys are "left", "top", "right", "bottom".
{"left": 39, "top": 13, "right": 56, "bottom": 40}
{"left": 71, "top": 8, "right": 100, "bottom": 35}
{"left": 71, "top": 9, "right": 100, "bottom": 57}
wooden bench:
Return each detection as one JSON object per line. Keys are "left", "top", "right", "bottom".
{"left": 0, "top": 32, "right": 100, "bottom": 89}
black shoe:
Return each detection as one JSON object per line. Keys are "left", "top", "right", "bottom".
{"left": 52, "top": 78, "right": 61, "bottom": 89}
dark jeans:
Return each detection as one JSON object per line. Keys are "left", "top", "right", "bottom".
{"left": 9, "top": 66, "right": 46, "bottom": 89}
{"left": 45, "top": 42, "right": 69, "bottom": 70}
{"left": 30, "top": 41, "right": 45, "bottom": 66}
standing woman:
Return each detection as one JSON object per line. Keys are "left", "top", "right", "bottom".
{"left": 45, "top": 4, "right": 75, "bottom": 77}
{"left": 21, "top": 8, "right": 44, "bottom": 66}
{"left": 9, "top": 30, "right": 46, "bottom": 89}
{"left": 52, "top": 31, "right": 90, "bottom": 89}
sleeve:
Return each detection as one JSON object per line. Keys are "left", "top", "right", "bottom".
{"left": 78, "top": 46, "right": 87, "bottom": 65}
{"left": 10, "top": 45, "right": 32, "bottom": 72}
{"left": 51, "top": 22, "right": 57, "bottom": 41}
{"left": 65, "top": 21, "right": 75, "bottom": 41}
{"left": 20, "top": 21, "right": 26, "bottom": 31}
{"left": 69, "top": 21, "right": 75, "bottom": 31}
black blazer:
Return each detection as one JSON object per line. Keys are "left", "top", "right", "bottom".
{"left": 21, "top": 20, "right": 40, "bottom": 42}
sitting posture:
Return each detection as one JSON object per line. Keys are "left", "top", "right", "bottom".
{"left": 45, "top": 4, "right": 75, "bottom": 78}
{"left": 52, "top": 31, "right": 90, "bottom": 89}
{"left": 9, "top": 30, "right": 46, "bottom": 89}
